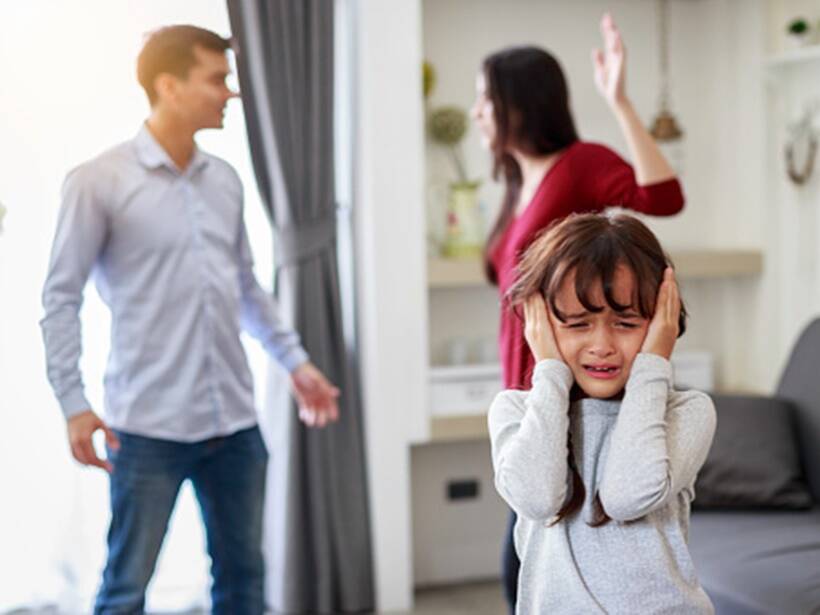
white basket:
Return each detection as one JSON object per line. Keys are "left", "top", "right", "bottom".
{"left": 429, "top": 363, "right": 502, "bottom": 417}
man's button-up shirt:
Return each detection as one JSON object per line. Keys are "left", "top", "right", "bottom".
{"left": 40, "top": 125, "right": 308, "bottom": 442}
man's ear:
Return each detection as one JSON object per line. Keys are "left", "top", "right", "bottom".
{"left": 153, "top": 73, "right": 178, "bottom": 105}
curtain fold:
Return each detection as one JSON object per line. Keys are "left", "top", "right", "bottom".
{"left": 227, "top": 1, "right": 374, "bottom": 612}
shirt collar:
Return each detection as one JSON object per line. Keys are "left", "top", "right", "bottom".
{"left": 134, "top": 123, "right": 210, "bottom": 175}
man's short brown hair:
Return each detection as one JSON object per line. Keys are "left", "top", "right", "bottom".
{"left": 137, "top": 25, "right": 231, "bottom": 106}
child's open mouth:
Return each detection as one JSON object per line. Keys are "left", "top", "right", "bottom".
{"left": 583, "top": 364, "right": 621, "bottom": 379}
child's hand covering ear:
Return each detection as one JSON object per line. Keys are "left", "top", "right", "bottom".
{"left": 641, "top": 267, "right": 680, "bottom": 360}
{"left": 524, "top": 294, "right": 563, "bottom": 362}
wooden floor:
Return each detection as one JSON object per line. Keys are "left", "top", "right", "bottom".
{"left": 391, "top": 581, "right": 506, "bottom": 615}
{"left": 9, "top": 581, "right": 507, "bottom": 615}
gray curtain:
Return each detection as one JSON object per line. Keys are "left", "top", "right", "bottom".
{"left": 226, "top": 1, "right": 374, "bottom": 612}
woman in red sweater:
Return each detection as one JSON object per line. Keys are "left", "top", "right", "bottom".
{"left": 471, "top": 14, "right": 685, "bottom": 612}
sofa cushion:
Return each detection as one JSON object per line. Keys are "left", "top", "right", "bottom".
{"left": 689, "top": 509, "right": 820, "bottom": 614}
{"left": 693, "top": 395, "right": 813, "bottom": 509}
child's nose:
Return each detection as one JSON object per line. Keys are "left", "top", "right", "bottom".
{"left": 588, "top": 328, "right": 616, "bottom": 356}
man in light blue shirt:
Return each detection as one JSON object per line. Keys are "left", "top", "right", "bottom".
{"left": 40, "top": 25, "right": 339, "bottom": 614}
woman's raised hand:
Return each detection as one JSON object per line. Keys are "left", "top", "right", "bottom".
{"left": 523, "top": 294, "right": 562, "bottom": 363}
{"left": 641, "top": 267, "right": 681, "bottom": 360}
{"left": 592, "top": 13, "right": 627, "bottom": 107}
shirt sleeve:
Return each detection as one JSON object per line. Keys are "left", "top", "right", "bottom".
{"left": 582, "top": 144, "right": 685, "bottom": 216}
{"left": 235, "top": 198, "right": 309, "bottom": 372}
{"left": 488, "top": 359, "right": 575, "bottom": 521}
{"left": 598, "top": 353, "right": 717, "bottom": 522}
{"left": 40, "top": 166, "right": 107, "bottom": 418}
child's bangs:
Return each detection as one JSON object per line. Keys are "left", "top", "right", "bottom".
{"left": 546, "top": 241, "right": 661, "bottom": 321}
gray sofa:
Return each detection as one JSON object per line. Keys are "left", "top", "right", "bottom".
{"left": 688, "top": 319, "right": 820, "bottom": 615}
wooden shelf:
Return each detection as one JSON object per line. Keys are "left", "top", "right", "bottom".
{"left": 670, "top": 250, "right": 763, "bottom": 279}
{"left": 428, "top": 250, "right": 763, "bottom": 288}
{"left": 430, "top": 414, "right": 489, "bottom": 442}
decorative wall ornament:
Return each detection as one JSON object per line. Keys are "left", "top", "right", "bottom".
{"left": 785, "top": 102, "right": 819, "bottom": 186}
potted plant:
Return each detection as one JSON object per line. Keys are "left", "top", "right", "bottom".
{"left": 428, "top": 106, "right": 483, "bottom": 258}
{"left": 428, "top": 106, "right": 472, "bottom": 187}
{"left": 786, "top": 17, "right": 812, "bottom": 48}
{"left": 423, "top": 61, "right": 484, "bottom": 259}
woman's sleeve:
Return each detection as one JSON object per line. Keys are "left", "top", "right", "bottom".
{"left": 598, "top": 353, "right": 716, "bottom": 522}
{"left": 583, "top": 144, "right": 685, "bottom": 216}
{"left": 488, "top": 359, "right": 574, "bottom": 521}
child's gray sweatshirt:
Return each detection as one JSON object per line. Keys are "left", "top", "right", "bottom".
{"left": 488, "top": 353, "right": 716, "bottom": 614}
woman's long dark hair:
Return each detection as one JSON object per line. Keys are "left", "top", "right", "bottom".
{"left": 481, "top": 46, "right": 580, "bottom": 284}
{"left": 507, "top": 213, "right": 688, "bottom": 526}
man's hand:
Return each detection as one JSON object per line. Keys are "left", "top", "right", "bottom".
{"left": 591, "top": 12, "right": 627, "bottom": 108}
{"left": 67, "top": 410, "right": 120, "bottom": 473}
{"left": 290, "top": 362, "right": 340, "bottom": 428}
{"left": 523, "top": 294, "right": 563, "bottom": 363}
{"left": 641, "top": 267, "right": 681, "bottom": 360}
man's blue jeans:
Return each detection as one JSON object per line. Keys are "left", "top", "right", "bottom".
{"left": 94, "top": 425, "right": 268, "bottom": 615}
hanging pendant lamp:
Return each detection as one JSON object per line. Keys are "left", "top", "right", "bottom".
{"left": 650, "top": 0, "right": 684, "bottom": 146}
